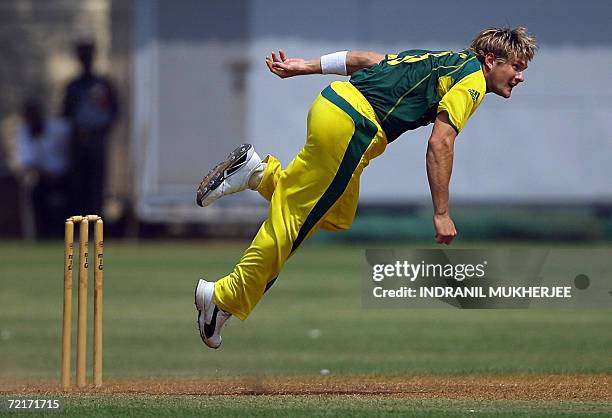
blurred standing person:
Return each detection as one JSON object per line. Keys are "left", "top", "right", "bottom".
{"left": 62, "top": 41, "right": 118, "bottom": 216}
{"left": 15, "top": 99, "right": 70, "bottom": 239}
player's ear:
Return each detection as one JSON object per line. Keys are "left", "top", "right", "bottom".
{"left": 483, "top": 53, "right": 496, "bottom": 70}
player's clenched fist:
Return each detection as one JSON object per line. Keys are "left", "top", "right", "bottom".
{"left": 433, "top": 214, "right": 457, "bottom": 245}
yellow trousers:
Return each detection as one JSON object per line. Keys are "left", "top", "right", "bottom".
{"left": 214, "top": 81, "right": 388, "bottom": 320}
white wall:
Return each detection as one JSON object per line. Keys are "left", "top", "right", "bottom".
{"left": 133, "top": 0, "right": 612, "bottom": 221}
{"left": 249, "top": 41, "right": 612, "bottom": 203}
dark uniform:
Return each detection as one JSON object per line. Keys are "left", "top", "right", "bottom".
{"left": 351, "top": 49, "right": 486, "bottom": 140}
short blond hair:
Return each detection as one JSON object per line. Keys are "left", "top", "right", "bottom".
{"left": 470, "top": 27, "right": 537, "bottom": 63}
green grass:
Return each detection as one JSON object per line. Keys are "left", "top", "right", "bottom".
{"left": 1, "top": 395, "right": 610, "bottom": 417}
{"left": 0, "top": 240, "right": 610, "bottom": 416}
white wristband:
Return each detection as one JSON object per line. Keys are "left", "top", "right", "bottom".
{"left": 320, "top": 51, "right": 348, "bottom": 75}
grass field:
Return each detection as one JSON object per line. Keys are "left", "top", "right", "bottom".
{"left": 0, "top": 240, "right": 610, "bottom": 416}
{"left": 2, "top": 394, "right": 610, "bottom": 417}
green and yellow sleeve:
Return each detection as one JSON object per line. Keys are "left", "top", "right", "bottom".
{"left": 437, "top": 71, "right": 486, "bottom": 133}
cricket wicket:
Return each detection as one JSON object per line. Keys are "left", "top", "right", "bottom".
{"left": 61, "top": 215, "right": 104, "bottom": 389}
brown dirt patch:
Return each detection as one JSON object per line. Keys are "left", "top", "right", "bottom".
{"left": 1, "top": 375, "right": 610, "bottom": 401}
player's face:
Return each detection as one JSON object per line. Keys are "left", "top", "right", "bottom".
{"left": 486, "top": 57, "right": 528, "bottom": 98}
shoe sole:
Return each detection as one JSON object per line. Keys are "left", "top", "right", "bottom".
{"left": 195, "top": 279, "right": 222, "bottom": 349}
{"left": 196, "top": 144, "right": 253, "bottom": 207}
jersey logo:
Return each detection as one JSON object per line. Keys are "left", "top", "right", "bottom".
{"left": 468, "top": 89, "right": 481, "bottom": 102}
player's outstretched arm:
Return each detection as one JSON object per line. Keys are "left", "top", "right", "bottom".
{"left": 265, "top": 50, "right": 316, "bottom": 78}
{"left": 426, "top": 112, "right": 458, "bottom": 245}
{"left": 346, "top": 51, "right": 385, "bottom": 74}
{"left": 266, "top": 50, "right": 384, "bottom": 79}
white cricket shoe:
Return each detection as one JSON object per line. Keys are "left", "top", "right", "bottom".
{"left": 195, "top": 279, "right": 231, "bottom": 349}
{"left": 196, "top": 144, "right": 263, "bottom": 207}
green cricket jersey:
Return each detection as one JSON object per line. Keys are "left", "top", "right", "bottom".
{"left": 350, "top": 49, "right": 486, "bottom": 141}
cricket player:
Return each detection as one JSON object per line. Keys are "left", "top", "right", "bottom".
{"left": 195, "top": 27, "right": 537, "bottom": 348}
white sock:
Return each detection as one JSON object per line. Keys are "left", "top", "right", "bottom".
{"left": 248, "top": 163, "right": 266, "bottom": 190}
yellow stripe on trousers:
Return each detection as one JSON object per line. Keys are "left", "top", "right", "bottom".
{"left": 213, "top": 81, "right": 388, "bottom": 320}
